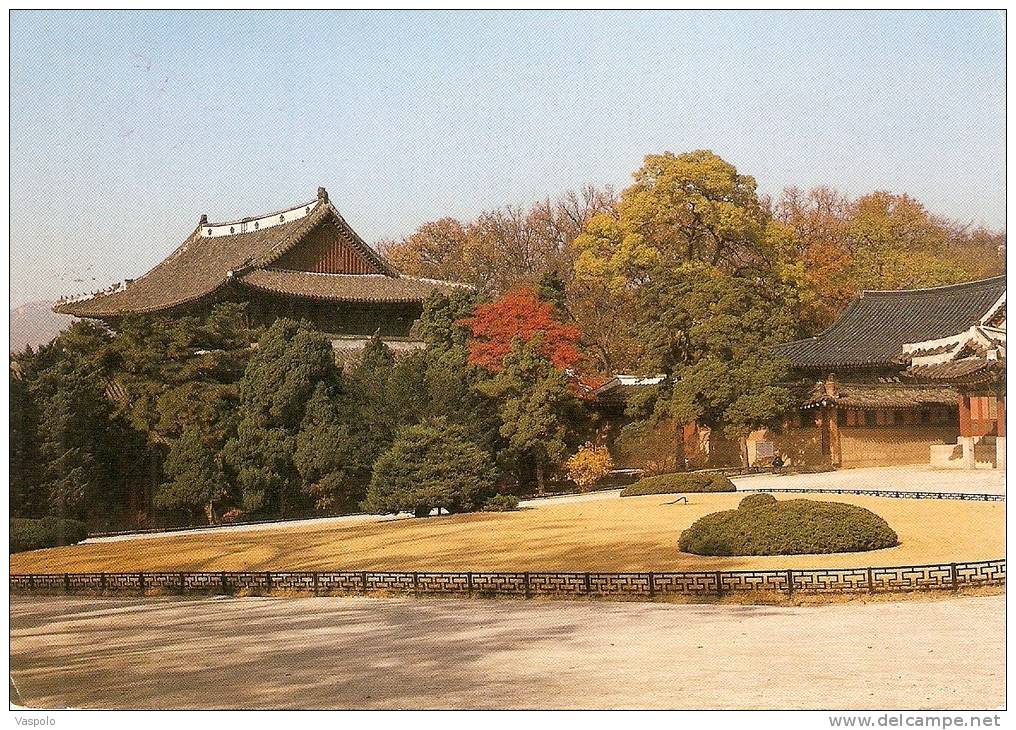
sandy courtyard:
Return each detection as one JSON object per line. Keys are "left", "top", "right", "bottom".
{"left": 10, "top": 593, "right": 1004, "bottom": 710}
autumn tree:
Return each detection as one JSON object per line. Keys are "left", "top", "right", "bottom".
{"left": 531, "top": 185, "right": 618, "bottom": 255}
{"left": 382, "top": 186, "right": 616, "bottom": 296}
{"left": 771, "top": 186, "right": 856, "bottom": 333}
{"left": 383, "top": 217, "right": 470, "bottom": 282}
{"left": 565, "top": 443, "right": 614, "bottom": 492}
{"left": 774, "top": 187, "right": 1005, "bottom": 332}
{"left": 568, "top": 151, "right": 777, "bottom": 373}
{"left": 564, "top": 269, "right": 643, "bottom": 373}
{"left": 381, "top": 185, "right": 621, "bottom": 372}
{"left": 463, "top": 287, "right": 581, "bottom": 372}
{"left": 570, "top": 150, "right": 774, "bottom": 283}
{"left": 606, "top": 150, "right": 771, "bottom": 273}
{"left": 846, "top": 191, "right": 968, "bottom": 290}
{"left": 409, "top": 291, "right": 505, "bottom": 456}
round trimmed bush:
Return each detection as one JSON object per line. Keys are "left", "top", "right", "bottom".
{"left": 678, "top": 497, "right": 898, "bottom": 556}
{"left": 737, "top": 493, "right": 777, "bottom": 510}
{"left": 620, "top": 472, "right": 735, "bottom": 497}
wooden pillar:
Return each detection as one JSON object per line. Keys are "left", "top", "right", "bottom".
{"left": 958, "top": 393, "right": 972, "bottom": 437}
{"left": 958, "top": 393, "right": 975, "bottom": 469}
{"left": 826, "top": 406, "right": 842, "bottom": 468}
{"left": 818, "top": 408, "right": 830, "bottom": 460}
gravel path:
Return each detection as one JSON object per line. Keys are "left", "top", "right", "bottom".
{"left": 10, "top": 593, "right": 1004, "bottom": 710}
{"left": 731, "top": 466, "right": 1006, "bottom": 495}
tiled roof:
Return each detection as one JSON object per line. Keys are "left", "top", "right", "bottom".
{"left": 802, "top": 382, "right": 958, "bottom": 410}
{"left": 589, "top": 374, "right": 667, "bottom": 405}
{"left": 904, "top": 358, "right": 1005, "bottom": 384}
{"left": 905, "top": 342, "right": 959, "bottom": 359}
{"left": 330, "top": 337, "right": 428, "bottom": 367}
{"left": 55, "top": 198, "right": 328, "bottom": 317}
{"left": 774, "top": 277, "right": 1006, "bottom": 369}
{"left": 52, "top": 189, "right": 421, "bottom": 318}
{"left": 240, "top": 269, "right": 470, "bottom": 304}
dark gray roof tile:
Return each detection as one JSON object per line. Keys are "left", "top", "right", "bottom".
{"left": 774, "top": 277, "right": 1005, "bottom": 369}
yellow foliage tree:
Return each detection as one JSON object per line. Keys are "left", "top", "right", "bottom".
{"left": 565, "top": 443, "right": 615, "bottom": 492}
{"left": 571, "top": 150, "right": 770, "bottom": 291}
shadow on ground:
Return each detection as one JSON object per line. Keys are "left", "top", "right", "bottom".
{"left": 10, "top": 593, "right": 1006, "bottom": 710}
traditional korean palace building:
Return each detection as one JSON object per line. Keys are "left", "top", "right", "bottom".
{"left": 771, "top": 275, "right": 1005, "bottom": 470}
{"left": 593, "top": 276, "right": 1005, "bottom": 472}
{"left": 55, "top": 187, "right": 468, "bottom": 349}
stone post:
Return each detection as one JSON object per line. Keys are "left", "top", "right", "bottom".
{"left": 996, "top": 393, "right": 1006, "bottom": 470}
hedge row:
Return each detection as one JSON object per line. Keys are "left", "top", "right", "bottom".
{"left": 484, "top": 494, "right": 520, "bottom": 512}
{"left": 10, "top": 517, "right": 88, "bottom": 554}
{"left": 679, "top": 494, "right": 899, "bottom": 556}
{"left": 620, "top": 472, "right": 736, "bottom": 497}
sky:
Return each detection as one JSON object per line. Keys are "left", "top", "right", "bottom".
{"left": 9, "top": 10, "right": 1006, "bottom": 308}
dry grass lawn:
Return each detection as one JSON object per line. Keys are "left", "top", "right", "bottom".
{"left": 9, "top": 492, "right": 1005, "bottom": 574}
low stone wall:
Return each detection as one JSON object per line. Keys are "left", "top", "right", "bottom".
{"left": 747, "top": 429, "right": 824, "bottom": 468}
{"left": 838, "top": 426, "right": 958, "bottom": 468}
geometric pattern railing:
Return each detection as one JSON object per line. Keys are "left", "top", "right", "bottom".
{"left": 9, "top": 559, "right": 1005, "bottom": 599}
{"left": 737, "top": 488, "right": 1005, "bottom": 501}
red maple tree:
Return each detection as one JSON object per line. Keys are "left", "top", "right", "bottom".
{"left": 462, "top": 287, "right": 581, "bottom": 372}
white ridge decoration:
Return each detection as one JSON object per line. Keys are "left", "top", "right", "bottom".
{"left": 202, "top": 200, "right": 319, "bottom": 238}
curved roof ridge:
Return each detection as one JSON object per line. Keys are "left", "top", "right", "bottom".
{"left": 203, "top": 197, "right": 319, "bottom": 228}
{"left": 859, "top": 275, "right": 1005, "bottom": 297}
{"left": 264, "top": 268, "right": 391, "bottom": 278}
{"left": 399, "top": 274, "right": 476, "bottom": 290}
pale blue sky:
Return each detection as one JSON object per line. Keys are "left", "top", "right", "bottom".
{"left": 10, "top": 10, "right": 1005, "bottom": 307}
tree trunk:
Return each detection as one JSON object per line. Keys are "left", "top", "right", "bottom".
{"left": 205, "top": 500, "right": 216, "bottom": 525}
{"left": 535, "top": 461, "right": 546, "bottom": 496}
{"left": 146, "top": 451, "right": 159, "bottom": 526}
{"left": 739, "top": 437, "right": 750, "bottom": 469}
{"left": 676, "top": 424, "right": 687, "bottom": 473}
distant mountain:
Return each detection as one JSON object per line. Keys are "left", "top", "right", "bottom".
{"left": 10, "top": 301, "right": 76, "bottom": 353}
